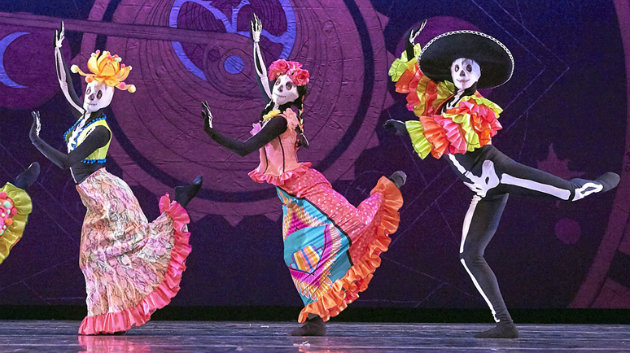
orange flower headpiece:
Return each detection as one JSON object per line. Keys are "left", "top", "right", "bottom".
{"left": 71, "top": 50, "right": 136, "bottom": 93}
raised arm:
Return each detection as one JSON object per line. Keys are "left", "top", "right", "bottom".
{"left": 201, "top": 102, "right": 286, "bottom": 157}
{"left": 405, "top": 19, "right": 426, "bottom": 60}
{"left": 54, "top": 22, "right": 84, "bottom": 118}
{"left": 29, "top": 111, "right": 109, "bottom": 169}
{"left": 250, "top": 14, "right": 272, "bottom": 99}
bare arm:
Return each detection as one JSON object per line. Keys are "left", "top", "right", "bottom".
{"left": 54, "top": 22, "right": 84, "bottom": 117}
{"left": 250, "top": 14, "right": 272, "bottom": 99}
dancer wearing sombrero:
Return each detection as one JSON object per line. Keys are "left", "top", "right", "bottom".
{"left": 200, "top": 14, "right": 405, "bottom": 336}
{"left": 28, "top": 22, "right": 202, "bottom": 335}
{"left": 0, "top": 163, "right": 40, "bottom": 265}
{"left": 385, "top": 23, "right": 619, "bottom": 338}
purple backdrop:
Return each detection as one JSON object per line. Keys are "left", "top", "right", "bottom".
{"left": 0, "top": 0, "right": 628, "bottom": 310}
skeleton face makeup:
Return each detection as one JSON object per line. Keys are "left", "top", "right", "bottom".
{"left": 83, "top": 81, "right": 114, "bottom": 113}
{"left": 451, "top": 58, "right": 481, "bottom": 91}
{"left": 272, "top": 74, "right": 299, "bottom": 106}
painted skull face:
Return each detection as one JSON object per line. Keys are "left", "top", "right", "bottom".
{"left": 272, "top": 74, "right": 299, "bottom": 106}
{"left": 451, "top": 58, "right": 481, "bottom": 90}
{"left": 83, "top": 81, "right": 114, "bottom": 113}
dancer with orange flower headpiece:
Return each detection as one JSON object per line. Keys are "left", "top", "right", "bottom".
{"left": 28, "top": 22, "right": 202, "bottom": 335}
{"left": 200, "top": 14, "right": 406, "bottom": 336}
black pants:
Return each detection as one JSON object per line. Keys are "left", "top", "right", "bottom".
{"left": 446, "top": 145, "right": 604, "bottom": 324}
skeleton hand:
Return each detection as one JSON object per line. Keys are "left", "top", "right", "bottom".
{"left": 250, "top": 13, "right": 262, "bottom": 43}
{"left": 408, "top": 19, "right": 427, "bottom": 44}
{"left": 201, "top": 101, "right": 213, "bottom": 131}
{"left": 30, "top": 111, "right": 41, "bottom": 139}
{"left": 54, "top": 21, "right": 65, "bottom": 48}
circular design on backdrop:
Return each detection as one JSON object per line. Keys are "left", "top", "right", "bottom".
{"left": 78, "top": 0, "right": 389, "bottom": 217}
{"left": 169, "top": 0, "right": 296, "bottom": 81}
{"left": 554, "top": 218, "right": 581, "bottom": 245}
{"left": 0, "top": 32, "right": 29, "bottom": 88}
{"left": 224, "top": 55, "right": 245, "bottom": 74}
{"left": 0, "top": 28, "right": 70, "bottom": 109}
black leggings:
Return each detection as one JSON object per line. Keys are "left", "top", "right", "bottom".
{"left": 447, "top": 145, "right": 605, "bottom": 324}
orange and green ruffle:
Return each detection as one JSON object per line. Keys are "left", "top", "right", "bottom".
{"left": 389, "top": 44, "right": 455, "bottom": 117}
{"left": 406, "top": 95, "right": 503, "bottom": 159}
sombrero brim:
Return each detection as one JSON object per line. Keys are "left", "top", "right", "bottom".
{"left": 419, "top": 31, "right": 514, "bottom": 89}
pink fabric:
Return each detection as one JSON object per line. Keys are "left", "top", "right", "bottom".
{"left": 249, "top": 109, "right": 307, "bottom": 183}
{"left": 75, "top": 168, "right": 191, "bottom": 335}
{"left": 432, "top": 115, "right": 467, "bottom": 155}
{"left": 245, "top": 106, "right": 403, "bottom": 323}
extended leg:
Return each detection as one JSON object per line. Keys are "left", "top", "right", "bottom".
{"left": 174, "top": 176, "right": 203, "bottom": 208}
{"left": 459, "top": 193, "right": 519, "bottom": 338}
{"left": 489, "top": 148, "right": 619, "bottom": 200}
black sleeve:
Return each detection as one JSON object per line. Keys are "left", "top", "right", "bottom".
{"left": 55, "top": 49, "right": 83, "bottom": 118}
{"left": 405, "top": 40, "right": 415, "bottom": 62}
{"left": 205, "top": 116, "right": 287, "bottom": 157}
{"left": 384, "top": 119, "right": 410, "bottom": 137}
{"left": 30, "top": 126, "right": 110, "bottom": 169}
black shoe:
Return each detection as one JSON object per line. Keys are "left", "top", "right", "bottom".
{"left": 13, "top": 162, "right": 40, "bottom": 190}
{"left": 289, "top": 316, "right": 326, "bottom": 336}
{"left": 388, "top": 171, "right": 407, "bottom": 189}
{"left": 595, "top": 172, "right": 620, "bottom": 193}
{"left": 174, "top": 175, "right": 203, "bottom": 208}
{"left": 474, "top": 323, "right": 519, "bottom": 339}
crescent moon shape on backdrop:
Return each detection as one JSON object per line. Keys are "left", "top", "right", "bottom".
{"left": 0, "top": 31, "right": 29, "bottom": 88}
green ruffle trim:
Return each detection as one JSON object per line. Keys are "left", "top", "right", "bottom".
{"left": 441, "top": 111, "right": 480, "bottom": 152}
{"left": 388, "top": 44, "right": 422, "bottom": 82}
{"left": 405, "top": 120, "right": 431, "bottom": 159}
{"left": 440, "top": 95, "right": 503, "bottom": 152}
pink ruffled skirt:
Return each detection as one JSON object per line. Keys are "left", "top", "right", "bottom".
{"left": 75, "top": 168, "right": 191, "bottom": 335}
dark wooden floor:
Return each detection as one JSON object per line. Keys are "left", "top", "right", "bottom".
{"left": 0, "top": 321, "right": 628, "bottom": 352}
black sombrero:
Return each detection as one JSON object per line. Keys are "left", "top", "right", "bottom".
{"left": 419, "top": 30, "right": 514, "bottom": 89}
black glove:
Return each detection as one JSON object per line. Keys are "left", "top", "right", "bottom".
{"left": 383, "top": 119, "right": 409, "bottom": 137}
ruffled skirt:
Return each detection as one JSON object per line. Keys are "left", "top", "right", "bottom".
{"left": 267, "top": 166, "right": 402, "bottom": 323}
{"left": 75, "top": 168, "right": 191, "bottom": 335}
{"left": 0, "top": 182, "right": 32, "bottom": 265}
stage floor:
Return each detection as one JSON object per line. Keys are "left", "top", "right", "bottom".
{"left": 0, "top": 321, "right": 628, "bottom": 352}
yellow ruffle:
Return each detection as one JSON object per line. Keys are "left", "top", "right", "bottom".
{"left": 465, "top": 95, "right": 503, "bottom": 116}
{"left": 388, "top": 44, "right": 422, "bottom": 82}
{"left": 0, "top": 183, "right": 32, "bottom": 264}
{"left": 262, "top": 109, "right": 281, "bottom": 122}
{"left": 441, "top": 111, "right": 480, "bottom": 152}
{"left": 404, "top": 94, "right": 504, "bottom": 159}
{"left": 433, "top": 80, "right": 455, "bottom": 114}
{"left": 405, "top": 120, "right": 432, "bottom": 159}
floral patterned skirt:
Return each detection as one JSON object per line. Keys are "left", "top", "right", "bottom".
{"left": 75, "top": 168, "right": 191, "bottom": 335}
